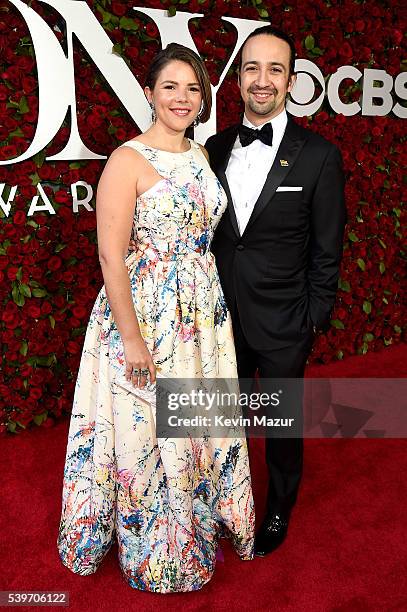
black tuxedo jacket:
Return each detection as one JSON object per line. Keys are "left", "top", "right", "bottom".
{"left": 205, "top": 114, "right": 346, "bottom": 350}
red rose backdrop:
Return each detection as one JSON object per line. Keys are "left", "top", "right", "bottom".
{"left": 0, "top": 0, "right": 405, "bottom": 433}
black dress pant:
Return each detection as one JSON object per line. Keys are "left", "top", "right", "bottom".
{"left": 232, "top": 311, "right": 314, "bottom": 517}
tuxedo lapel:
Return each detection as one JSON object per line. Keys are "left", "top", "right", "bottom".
{"left": 213, "top": 125, "right": 240, "bottom": 238}
{"left": 242, "top": 117, "right": 306, "bottom": 235}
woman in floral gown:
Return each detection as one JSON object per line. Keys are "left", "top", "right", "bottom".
{"left": 57, "top": 43, "right": 255, "bottom": 593}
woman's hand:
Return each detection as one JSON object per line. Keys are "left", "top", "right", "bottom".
{"left": 129, "top": 239, "right": 137, "bottom": 252}
{"left": 124, "top": 337, "right": 156, "bottom": 388}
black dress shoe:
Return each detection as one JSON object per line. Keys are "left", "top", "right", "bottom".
{"left": 254, "top": 513, "right": 289, "bottom": 557}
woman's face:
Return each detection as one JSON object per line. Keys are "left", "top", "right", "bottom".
{"left": 145, "top": 60, "right": 202, "bottom": 131}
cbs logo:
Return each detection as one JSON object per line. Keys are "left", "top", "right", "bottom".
{"left": 288, "top": 59, "right": 406, "bottom": 118}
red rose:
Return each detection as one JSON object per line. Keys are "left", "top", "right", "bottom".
{"left": 111, "top": 2, "right": 127, "bottom": 16}
{"left": 41, "top": 301, "right": 52, "bottom": 315}
{"left": 14, "top": 210, "right": 26, "bottom": 225}
{"left": 2, "top": 306, "right": 20, "bottom": 329}
{"left": 54, "top": 295, "right": 65, "bottom": 308}
{"left": 6, "top": 266, "right": 19, "bottom": 280}
{"left": 67, "top": 340, "right": 81, "bottom": 354}
{"left": 47, "top": 256, "right": 62, "bottom": 271}
{"left": 72, "top": 305, "right": 87, "bottom": 319}
{"left": 42, "top": 417, "right": 55, "bottom": 428}
{"left": 27, "top": 303, "right": 41, "bottom": 318}
{"left": 146, "top": 23, "right": 158, "bottom": 38}
{"left": 29, "top": 387, "right": 43, "bottom": 400}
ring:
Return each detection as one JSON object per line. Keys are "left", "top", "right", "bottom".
{"left": 140, "top": 368, "right": 150, "bottom": 376}
{"left": 132, "top": 368, "right": 140, "bottom": 376}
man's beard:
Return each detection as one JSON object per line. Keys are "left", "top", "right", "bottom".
{"left": 247, "top": 88, "right": 278, "bottom": 116}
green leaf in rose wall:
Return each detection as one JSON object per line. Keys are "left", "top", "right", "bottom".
{"left": 379, "top": 262, "right": 385, "bottom": 274}
{"left": 338, "top": 278, "right": 351, "bottom": 292}
{"left": 363, "top": 333, "right": 374, "bottom": 342}
{"left": 112, "top": 43, "right": 123, "bottom": 57}
{"left": 394, "top": 325, "right": 401, "bottom": 334}
{"left": 348, "top": 232, "right": 358, "bottom": 242}
{"left": 19, "top": 340, "right": 28, "bottom": 356}
{"left": 363, "top": 301, "right": 372, "bottom": 314}
{"left": 331, "top": 319, "right": 345, "bottom": 330}
{"left": 33, "top": 413, "right": 48, "bottom": 426}
{"left": 357, "top": 258, "right": 366, "bottom": 271}
{"left": 26, "top": 220, "right": 39, "bottom": 228}
{"left": 310, "top": 47, "right": 324, "bottom": 57}
{"left": 20, "top": 283, "right": 32, "bottom": 298}
{"left": 336, "top": 350, "right": 344, "bottom": 360}
{"left": 18, "top": 96, "right": 29, "bottom": 113}
{"left": 168, "top": 6, "right": 177, "bottom": 17}
{"left": 29, "top": 172, "right": 40, "bottom": 186}
{"left": 33, "top": 150, "right": 46, "bottom": 168}
{"left": 119, "top": 16, "right": 139, "bottom": 30}
{"left": 304, "top": 35, "right": 315, "bottom": 50}
{"left": 378, "top": 239, "right": 387, "bottom": 249}
{"left": 7, "top": 421, "right": 17, "bottom": 433}
{"left": 71, "top": 327, "right": 86, "bottom": 337}
{"left": 32, "top": 288, "right": 47, "bottom": 298}
{"left": 9, "top": 127, "right": 24, "bottom": 138}
{"left": 96, "top": 4, "right": 111, "bottom": 24}
{"left": 49, "top": 315, "right": 56, "bottom": 329}
{"left": 12, "top": 285, "right": 25, "bottom": 307}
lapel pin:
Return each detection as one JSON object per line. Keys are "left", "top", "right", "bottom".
{"left": 280, "top": 159, "right": 289, "bottom": 166}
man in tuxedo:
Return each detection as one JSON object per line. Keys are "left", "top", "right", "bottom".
{"left": 205, "top": 26, "right": 346, "bottom": 556}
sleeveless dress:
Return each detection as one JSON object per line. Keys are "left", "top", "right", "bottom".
{"left": 57, "top": 138, "right": 255, "bottom": 593}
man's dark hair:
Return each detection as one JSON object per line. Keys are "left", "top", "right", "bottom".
{"left": 239, "top": 26, "right": 296, "bottom": 77}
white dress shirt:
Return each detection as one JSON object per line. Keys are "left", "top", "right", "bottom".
{"left": 225, "top": 109, "right": 288, "bottom": 234}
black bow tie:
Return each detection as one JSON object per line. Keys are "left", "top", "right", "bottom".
{"left": 238, "top": 122, "right": 273, "bottom": 147}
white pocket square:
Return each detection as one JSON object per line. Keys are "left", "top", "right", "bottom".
{"left": 276, "top": 186, "right": 303, "bottom": 191}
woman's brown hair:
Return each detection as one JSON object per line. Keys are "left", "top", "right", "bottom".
{"left": 144, "top": 43, "right": 212, "bottom": 123}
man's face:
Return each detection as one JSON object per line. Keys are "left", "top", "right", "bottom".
{"left": 239, "top": 34, "right": 295, "bottom": 125}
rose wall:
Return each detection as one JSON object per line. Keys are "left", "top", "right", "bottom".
{"left": 0, "top": 0, "right": 405, "bottom": 433}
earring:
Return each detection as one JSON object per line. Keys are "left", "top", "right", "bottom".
{"left": 193, "top": 101, "right": 204, "bottom": 128}
{"left": 149, "top": 101, "right": 156, "bottom": 123}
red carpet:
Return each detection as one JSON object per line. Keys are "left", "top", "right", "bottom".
{"left": 1, "top": 344, "right": 406, "bottom": 611}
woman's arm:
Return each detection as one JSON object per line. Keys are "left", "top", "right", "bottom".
{"left": 96, "top": 147, "right": 156, "bottom": 385}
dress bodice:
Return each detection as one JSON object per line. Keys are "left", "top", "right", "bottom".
{"left": 119, "top": 139, "right": 227, "bottom": 263}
